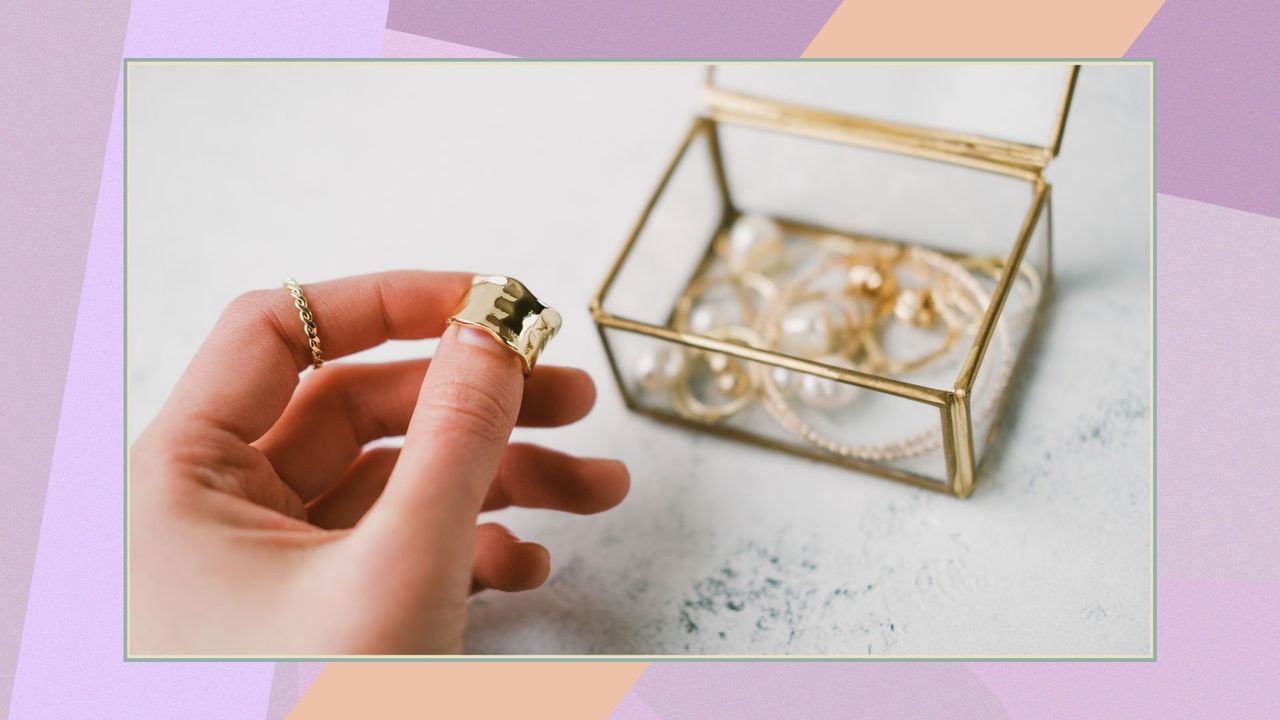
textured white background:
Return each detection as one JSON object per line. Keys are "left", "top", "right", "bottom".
{"left": 127, "top": 62, "right": 1151, "bottom": 656}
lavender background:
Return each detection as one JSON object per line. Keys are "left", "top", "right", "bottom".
{"left": 1, "top": 0, "right": 1277, "bottom": 717}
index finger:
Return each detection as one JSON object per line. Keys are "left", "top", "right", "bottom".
{"left": 158, "top": 270, "right": 470, "bottom": 443}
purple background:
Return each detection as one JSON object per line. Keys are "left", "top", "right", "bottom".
{"left": 386, "top": 1, "right": 843, "bottom": 58}
{"left": 2, "top": 0, "right": 1278, "bottom": 717}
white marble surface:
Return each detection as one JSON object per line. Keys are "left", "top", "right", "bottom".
{"left": 127, "top": 62, "right": 1151, "bottom": 656}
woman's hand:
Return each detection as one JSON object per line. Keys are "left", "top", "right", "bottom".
{"left": 128, "top": 271, "right": 629, "bottom": 655}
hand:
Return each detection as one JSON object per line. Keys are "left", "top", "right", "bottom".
{"left": 128, "top": 271, "right": 629, "bottom": 655}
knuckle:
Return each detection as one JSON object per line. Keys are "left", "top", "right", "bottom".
{"left": 221, "top": 289, "right": 285, "bottom": 339}
{"left": 223, "top": 288, "right": 276, "bottom": 322}
{"left": 222, "top": 287, "right": 310, "bottom": 367}
{"left": 131, "top": 428, "right": 245, "bottom": 500}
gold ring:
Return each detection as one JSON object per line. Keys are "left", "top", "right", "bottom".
{"left": 671, "top": 325, "right": 763, "bottom": 424}
{"left": 283, "top": 278, "right": 324, "bottom": 369}
{"left": 448, "top": 275, "right": 561, "bottom": 374}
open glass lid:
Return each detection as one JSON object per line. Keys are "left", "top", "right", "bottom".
{"left": 704, "top": 63, "right": 1079, "bottom": 173}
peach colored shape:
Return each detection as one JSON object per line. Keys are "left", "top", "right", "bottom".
{"left": 289, "top": 663, "right": 647, "bottom": 719}
{"left": 803, "top": 0, "right": 1166, "bottom": 57}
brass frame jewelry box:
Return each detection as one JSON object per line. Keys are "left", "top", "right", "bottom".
{"left": 590, "top": 64, "right": 1080, "bottom": 498}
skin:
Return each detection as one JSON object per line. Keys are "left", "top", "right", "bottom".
{"left": 128, "top": 270, "right": 630, "bottom": 655}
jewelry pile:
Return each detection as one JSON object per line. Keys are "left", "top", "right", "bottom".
{"left": 633, "top": 213, "right": 1041, "bottom": 463}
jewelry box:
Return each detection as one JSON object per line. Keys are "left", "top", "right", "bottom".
{"left": 590, "top": 64, "right": 1080, "bottom": 497}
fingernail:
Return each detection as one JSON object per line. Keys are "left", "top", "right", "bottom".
{"left": 449, "top": 325, "right": 524, "bottom": 373}
{"left": 454, "top": 325, "right": 505, "bottom": 353}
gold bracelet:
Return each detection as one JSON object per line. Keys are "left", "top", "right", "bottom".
{"left": 652, "top": 215, "right": 1042, "bottom": 461}
{"left": 754, "top": 245, "right": 1020, "bottom": 462}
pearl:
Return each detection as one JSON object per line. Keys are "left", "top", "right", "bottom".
{"left": 635, "top": 346, "right": 686, "bottom": 391}
{"left": 715, "top": 368, "right": 750, "bottom": 397}
{"left": 688, "top": 304, "right": 729, "bottom": 334}
{"left": 726, "top": 214, "right": 784, "bottom": 274}
{"left": 705, "top": 352, "right": 731, "bottom": 374}
{"left": 779, "top": 301, "right": 836, "bottom": 357}
{"left": 780, "top": 297, "right": 861, "bottom": 358}
{"left": 797, "top": 355, "right": 861, "bottom": 409}
{"left": 770, "top": 366, "right": 798, "bottom": 394}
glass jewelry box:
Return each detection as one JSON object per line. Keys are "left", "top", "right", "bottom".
{"left": 590, "top": 63, "right": 1080, "bottom": 497}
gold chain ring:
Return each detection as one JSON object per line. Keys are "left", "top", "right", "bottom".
{"left": 283, "top": 278, "right": 324, "bottom": 369}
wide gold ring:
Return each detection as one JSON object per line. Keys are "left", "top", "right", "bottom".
{"left": 447, "top": 275, "right": 561, "bottom": 375}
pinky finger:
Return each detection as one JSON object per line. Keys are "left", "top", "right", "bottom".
{"left": 471, "top": 523, "right": 550, "bottom": 594}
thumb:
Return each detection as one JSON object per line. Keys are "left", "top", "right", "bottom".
{"left": 355, "top": 322, "right": 525, "bottom": 579}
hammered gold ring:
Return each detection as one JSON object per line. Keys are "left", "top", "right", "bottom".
{"left": 447, "top": 275, "right": 562, "bottom": 375}
{"left": 283, "top": 278, "right": 324, "bottom": 369}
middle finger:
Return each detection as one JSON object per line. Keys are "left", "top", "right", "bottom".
{"left": 255, "top": 359, "right": 597, "bottom": 502}
{"left": 307, "top": 442, "right": 629, "bottom": 529}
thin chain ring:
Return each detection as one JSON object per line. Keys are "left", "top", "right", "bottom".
{"left": 859, "top": 255, "right": 966, "bottom": 374}
{"left": 673, "top": 270, "right": 779, "bottom": 332}
{"left": 283, "top": 278, "right": 324, "bottom": 369}
{"left": 667, "top": 271, "right": 779, "bottom": 423}
{"left": 671, "top": 325, "right": 767, "bottom": 423}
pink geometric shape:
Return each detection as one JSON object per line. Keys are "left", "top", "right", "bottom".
{"left": 123, "top": 0, "right": 390, "bottom": 56}
{"left": 1152, "top": 194, "right": 1280, "bottom": 583}
{"left": 0, "top": 0, "right": 130, "bottom": 711}
{"left": 1126, "top": 0, "right": 1280, "bottom": 217}
{"left": 629, "top": 663, "right": 1007, "bottom": 718}
{"left": 610, "top": 689, "right": 664, "bottom": 720}
{"left": 10, "top": 0, "right": 394, "bottom": 715}
{"left": 382, "top": 28, "right": 512, "bottom": 58}
{"left": 8, "top": 87, "right": 274, "bottom": 720}
{"left": 971, "top": 579, "right": 1280, "bottom": 718}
